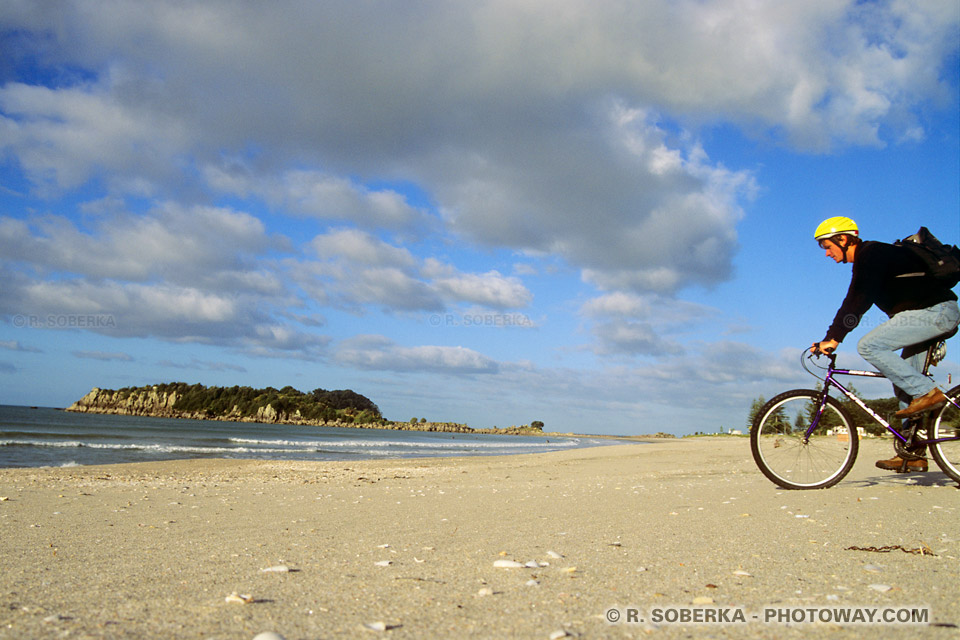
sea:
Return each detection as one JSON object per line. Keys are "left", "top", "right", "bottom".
{"left": 0, "top": 405, "right": 611, "bottom": 469}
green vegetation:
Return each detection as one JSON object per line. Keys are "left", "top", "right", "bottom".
{"left": 115, "top": 382, "right": 384, "bottom": 424}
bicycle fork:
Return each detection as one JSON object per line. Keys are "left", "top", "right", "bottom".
{"left": 802, "top": 386, "right": 833, "bottom": 444}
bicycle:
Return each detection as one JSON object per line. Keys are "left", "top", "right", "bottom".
{"left": 750, "top": 334, "right": 960, "bottom": 489}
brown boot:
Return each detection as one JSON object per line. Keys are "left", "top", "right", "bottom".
{"left": 875, "top": 456, "right": 928, "bottom": 473}
{"left": 895, "top": 388, "right": 947, "bottom": 418}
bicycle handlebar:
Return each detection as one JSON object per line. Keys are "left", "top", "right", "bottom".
{"left": 801, "top": 347, "right": 835, "bottom": 380}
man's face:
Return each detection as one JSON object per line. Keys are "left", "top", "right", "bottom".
{"left": 819, "top": 237, "right": 846, "bottom": 263}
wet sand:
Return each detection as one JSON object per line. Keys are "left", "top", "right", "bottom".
{"left": 0, "top": 437, "right": 957, "bottom": 639}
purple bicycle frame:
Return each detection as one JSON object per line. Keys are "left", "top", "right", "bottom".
{"left": 806, "top": 360, "right": 959, "bottom": 447}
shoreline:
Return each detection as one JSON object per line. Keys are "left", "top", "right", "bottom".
{"left": 63, "top": 403, "right": 559, "bottom": 438}
{"left": 1, "top": 438, "right": 957, "bottom": 639}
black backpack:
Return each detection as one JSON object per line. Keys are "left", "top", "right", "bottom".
{"left": 894, "top": 227, "right": 960, "bottom": 289}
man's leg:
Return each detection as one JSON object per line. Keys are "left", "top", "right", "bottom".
{"left": 873, "top": 342, "right": 932, "bottom": 473}
{"left": 857, "top": 302, "right": 959, "bottom": 400}
{"left": 894, "top": 343, "right": 931, "bottom": 408}
{"left": 860, "top": 301, "right": 960, "bottom": 472}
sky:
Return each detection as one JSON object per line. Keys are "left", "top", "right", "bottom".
{"left": 1, "top": 0, "right": 958, "bottom": 436}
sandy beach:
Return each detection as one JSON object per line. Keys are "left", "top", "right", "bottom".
{"left": 0, "top": 437, "right": 957, "bottom": 639}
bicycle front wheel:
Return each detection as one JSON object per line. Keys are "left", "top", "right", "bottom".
{"left": 751, "top": 389, "right": 858, "bottom": 490}
{"left": 929, "top": 385, "right": 960, "bottom": 484}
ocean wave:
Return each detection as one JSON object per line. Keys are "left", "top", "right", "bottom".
{"left": 2, "top": 436, "right": 581, "bottom": 458}
{"left": 0, "top": 430, "right": 134, "bottom": 441}
{"left": 228, "top": 436, "right": 580, "bottom": 450}
{"left": 0, "top": 439, "right": 292, "bottom": 455}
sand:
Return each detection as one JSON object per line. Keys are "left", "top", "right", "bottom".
{"left": 0, "top": 437, "right": 957, "bottom": 639}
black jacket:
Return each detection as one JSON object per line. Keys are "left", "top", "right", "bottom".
{"left": 824, "top": 241, "right": 958, "bottom": 343}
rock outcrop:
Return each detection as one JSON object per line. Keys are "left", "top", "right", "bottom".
{"left": 68, "top": 387, "right": 182, "bottom": 418}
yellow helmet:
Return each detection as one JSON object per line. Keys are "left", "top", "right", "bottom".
{"left": 814, "top": 216, "right": 859, "bottom": 242}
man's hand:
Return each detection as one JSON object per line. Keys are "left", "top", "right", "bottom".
{"left": 811, "top": 339, "right": 839, "bottom": 355}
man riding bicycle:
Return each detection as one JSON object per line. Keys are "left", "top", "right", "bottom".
{"left": 811, "top": 217, "right": 960, "bottom": 473}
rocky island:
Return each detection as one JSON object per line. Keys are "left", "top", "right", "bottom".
{"left": 65, "top": 382, "right": 547, "bottom": 435}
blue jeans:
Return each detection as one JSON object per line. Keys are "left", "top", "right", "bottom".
{"left": 857, "top": 301, "right": 960, "bottom": 404}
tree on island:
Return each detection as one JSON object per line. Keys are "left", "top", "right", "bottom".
{"left": 112, "top": 382, "right": 383, "bottom": 424}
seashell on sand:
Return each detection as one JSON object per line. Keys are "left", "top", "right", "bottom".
{"left": 493, "top": 559, "right": 525, "bottom": 568}
{"left": 225, "top": 592, "right": 254, "bottom": 604}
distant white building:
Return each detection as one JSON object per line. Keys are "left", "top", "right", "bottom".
{"left": 827, "top": 426, "right": 867, "bottom": 438}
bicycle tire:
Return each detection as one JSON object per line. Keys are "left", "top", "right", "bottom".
{"left": 928, "top": 384, "right": 960, "bottom": 484}
{"left": 751, "top": 389, "right": 859, "bottom": 490}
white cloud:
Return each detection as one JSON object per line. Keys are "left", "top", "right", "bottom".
{"left": 351, "top": 267, "right": 444, "bottom": 313}
{"left": 0, "top": 203, "right": 284, "bottom": 290}
{"left": 334, "top": 334, "right": 499, "bottom": 374}
{"left": 72, "top": 351, "right": 133, "bottom": 361}
{"left": 0, "top": 211, "right": 324, "bottom": 353}
{"left": 0, "top": 80, "right": 193, "bottom": 194}
{"left": 428, "top": 267, "right": 533, "bottom": 310}
{"left": 299, "top": 229, "right": 532, "bottom": 313}
{"left": 156, "top": 359, "right": 248, "bottom": 372}
{"left": 591, "top": 320, "right": 686, "bottom": 357}
{"left": 581, "top": 292, "right": 653, "bottom": 318}
{"left": 580, "top": 291, "right": 720, "bottom": 357}
{"left": 430, "top": 100, "right": 757, "bottom": 294}
{"left": 0, "top": 340, "right": 41, "bottom": 353}
{"left": 204, "top": 167, "right": 431, "bottom": 230}
{"left": 311, "top": 228, "right": 417, "bottom": 269}
{"left": 2, "top": 0, "right": 953, "bottom": 296}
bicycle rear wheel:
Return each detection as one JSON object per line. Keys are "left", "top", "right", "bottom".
{"left": 751, "top": 389, "right": 859, "bottom": 489}
{"left": 928, "top": 385, "right": 960, "bottom": 484}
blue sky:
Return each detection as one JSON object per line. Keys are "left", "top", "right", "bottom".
{"left": 1, "top": 0, "right": 958, "bottom": 436}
